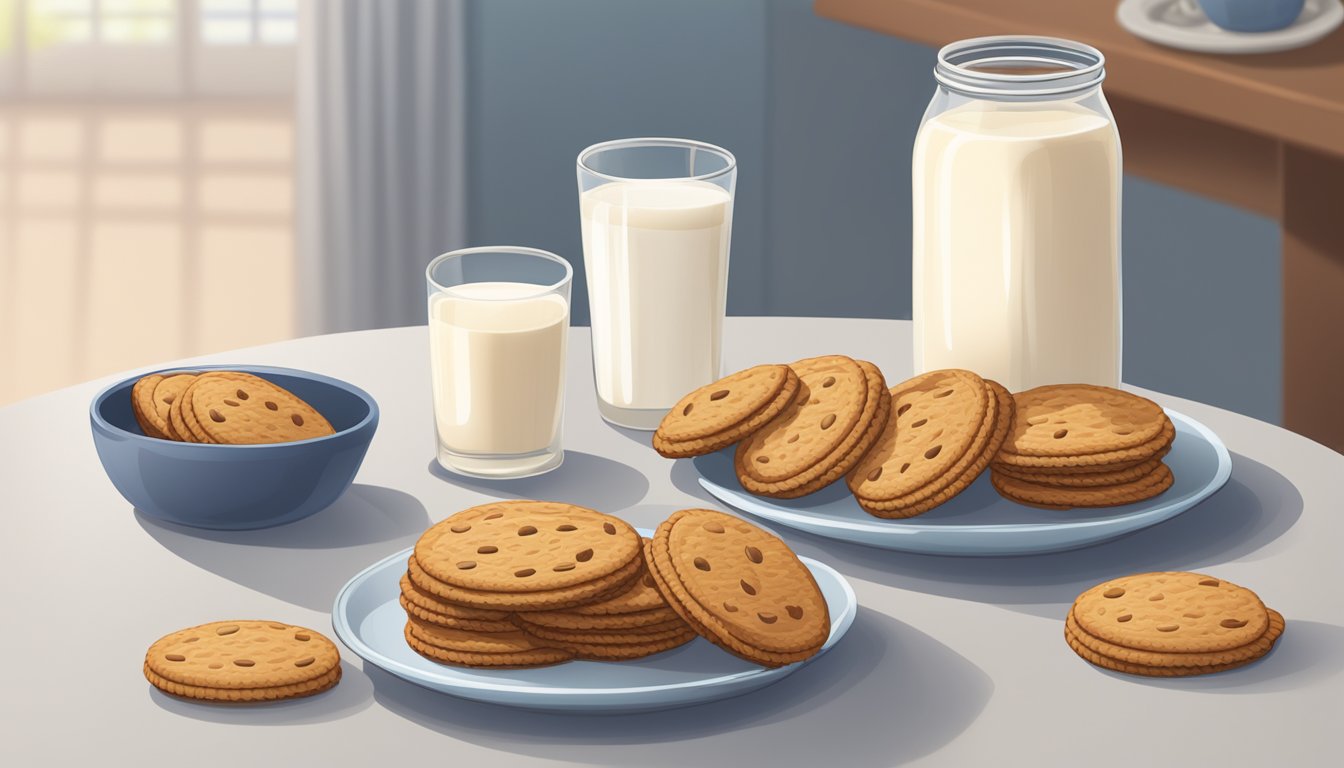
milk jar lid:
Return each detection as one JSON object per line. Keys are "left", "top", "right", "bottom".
{"left": 934, "top": 36, "right": 1106, "bottom": 100}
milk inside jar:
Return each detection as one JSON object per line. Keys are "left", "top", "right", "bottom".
{"left": 912, "top": 37, "right": 1121, "bottom": 392}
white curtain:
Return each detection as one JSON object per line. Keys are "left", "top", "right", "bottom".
{"left": 296, "top": 0, "right": 467, "bottom": 334}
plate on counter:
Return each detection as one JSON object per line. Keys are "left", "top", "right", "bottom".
{"left": 331, "top": 533, "right": 857, "bottom": 713}
{"left": 1117, "top": 0, "right": 1343, "bottom": 54}
{"left": 693, "top": 410, "right": 1230, "bottom": 557}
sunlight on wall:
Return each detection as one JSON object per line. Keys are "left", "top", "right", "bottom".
{"left": 0, "top": 104, "right": 295, "bottom": 405}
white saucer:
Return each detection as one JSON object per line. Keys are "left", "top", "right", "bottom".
{"left": 1117, "top": 0, "right": 1344, "bottom": 54}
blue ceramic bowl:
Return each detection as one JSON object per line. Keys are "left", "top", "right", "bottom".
{"left": 90, "top": 365, "right": 379, "bottom": 530}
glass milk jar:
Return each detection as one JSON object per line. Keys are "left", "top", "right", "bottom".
{"left": 912, "top": 36, "right": 1121, "bottom": 391}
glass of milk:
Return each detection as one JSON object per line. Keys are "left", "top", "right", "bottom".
{"left": 912, "top": 36, "right": 1122, "bottom": 392}
{"left": 577, "top": 138, "right": 736, "bottom": 430}
{"left": 425, "top": 247, "right": 572, "bottom": 478}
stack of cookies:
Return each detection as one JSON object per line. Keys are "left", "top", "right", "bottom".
{"left": 1065, "top": 571, "right": 1284, "bottom": 677}
{"left": 402, "top": 501, "right": 695, "bottom": 668}
{"left": 400, "top": 501, "right": 831, "bottom": 670}
{"left": 991, "top": 385, "right": 1175, "bottom": 509}
{"left": 846, "top": 369, "right": 1013, "bottom": 518}
{"left": 131, "top": 370, "right": 335, "bottom": 444}
{"left": 143, "top": 620, "right": 342, "bottom": 702}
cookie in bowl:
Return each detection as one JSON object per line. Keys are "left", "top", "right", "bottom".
{"left": 132, "top": 370, "right": 336, "bottom": 445}
{"left": 91, "top": 364, "right": 377, "bottom": 529}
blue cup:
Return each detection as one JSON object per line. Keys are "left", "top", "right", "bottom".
{"left": 1196, "top": 0, "right": 1306, "bottom": 32}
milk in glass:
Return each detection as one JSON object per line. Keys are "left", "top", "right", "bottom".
{"left": 579, "top": 180, "right": 732, "bottom": 416}
{"left": 430, "top": 282, "right": 568, "bottom": 463}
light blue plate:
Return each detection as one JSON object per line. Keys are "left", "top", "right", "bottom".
{"left": 331, "top": 533, "right": 857, "bottom": 713}
{"left": 694, "top": 409, "right": 1231, "bottom": 557}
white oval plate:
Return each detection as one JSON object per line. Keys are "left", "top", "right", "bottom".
{"left": 1117, "top": 0, "right": 1343, "bottom": 54}
{"left": 693, "top": 410, "right": 1230, "bottom": 557}
{"left": 331, "top": 534, "right": 857, "bottom": 713}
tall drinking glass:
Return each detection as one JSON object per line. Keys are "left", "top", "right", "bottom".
{"left": 426, "top": 247, "right": 572, "bottom": 478}
{"left": 577, "top": 138, "right": 736, "bottom": 430}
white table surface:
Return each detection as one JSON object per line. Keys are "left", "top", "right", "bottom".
{"left": 1, "top": 317, "right": 1340, "bottom": 767}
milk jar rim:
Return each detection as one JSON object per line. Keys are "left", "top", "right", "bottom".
{"left": 426, "top": 246, "right": 573, "bottom": 301}
{"left": 577, "top": 137, "right": 737, "bottom": 184}
{"left": 934, "top": 36, "right": 1106, "bottom": 100}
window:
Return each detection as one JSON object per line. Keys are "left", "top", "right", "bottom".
{"left": 102, "top": 0, "right": 174, "bottom": 45}
{"left": 201, "top": 0, "right": 295, "bottom": 46}
{"left": 27, "top": 0, "right": 175, "bottom": 47}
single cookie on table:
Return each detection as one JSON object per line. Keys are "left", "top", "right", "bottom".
{"left": 185, "top": 371, "right": 335, "bottom": 444}
{"left": 653, "top": 364, "right": 800, "bottom": 458}
{"left": 1065, "top": 571, "right": 1284, "bottom": 677}
{"left": 734, "top": 355, "right": 890, "bottom": 499}
{"left": 1065, "top": 610, "right": 1285, "bottom": 675}
{"left": 646, "top": 508, "right": 830, "bottom": 668}
{"left": 846, "top": 369, "right": 1013, "bottom": 518}
{"left": 409, "top": 501, "right": 644, "bottom": 611}
{"left": 991, "top": 463, "right": 1174, "bottom": 509}
{"left": 143, "top": 620, "right": 342, "bottom": 702}
{"left": 405, "top": 619, "right": 572, "bottom": 669}
{"left": 993, "top": 384, "right": 1174, "bottom": 470}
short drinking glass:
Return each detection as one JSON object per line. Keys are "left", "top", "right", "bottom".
{"left": 426, "top": 246, "right": 572, "bottom": 478}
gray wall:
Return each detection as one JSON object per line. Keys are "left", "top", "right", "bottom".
{"left": 466, "top": 0, "right": 769, "bottom": 316}
{"left": 466, "top": 0, "right": 1282, "bottom": 425}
